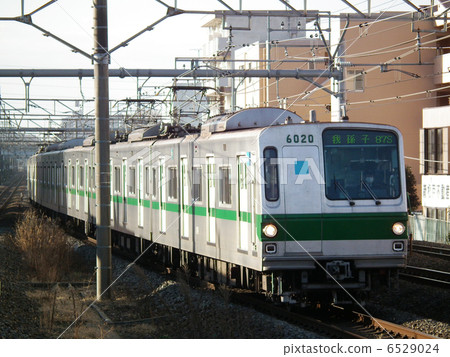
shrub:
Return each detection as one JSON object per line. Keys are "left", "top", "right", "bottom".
{"left": 11, "top": 209, "right": 75, "bottom": 282}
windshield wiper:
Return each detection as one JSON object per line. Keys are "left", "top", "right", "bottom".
{"left": 334, "top": 180, "right": 355, "bottom": 206}
{"left": 361, "top": 180, "right": 381, "bottom": 205}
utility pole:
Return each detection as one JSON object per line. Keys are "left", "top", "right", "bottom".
{"left": 330, "top": 18, "right": 346, "bottom": 122}
{"left": 93, "top": 0, "right": 111, "bottom": 300}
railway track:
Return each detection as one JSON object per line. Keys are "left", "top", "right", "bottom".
{"left": 411, "top": 242, "right": 450, "bottom": 261}
{"left": 0, "top": 173, "right": 25, "bottom": 212}
{"left": 230, "top": 292, "right": 438, "bottom": 339}
{"left": 350, "top": 310, "right": 438, "bottom": 339}
{"left": 85, "top": 235, "right": 441, "bottom": 339}
{"left": 400, "top": 265, "right": 450, "bottom": 288}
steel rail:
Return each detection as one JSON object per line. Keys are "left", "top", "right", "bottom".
{"left": 412, "top": 242, "right": 450, "bottom": 260}
{"left": 400, "top": 266, "right": 450, "bottom": 288}
{"left": 230, "top": 292, "right": 366, "bottom": 339}
{"left": 0, "top": 174, "right": 25, "bottom": 213}
{"left": 353, "top": 311, "right": 439, "bottom": 339}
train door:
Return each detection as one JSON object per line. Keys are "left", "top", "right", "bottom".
{"left": 138, "top": 158, "right": 144, "bottom": 227}
{"left": 53, "top": 163, "right": 57, "bottom": 205}
{"left": 84, "top": 159, "right": 89, "bottom": 214}
{"left": 33, "top": 162, "right": 37, "bottom": 200}
{"left": 75, "top": 160, "right": 80, "bottom": 211}
{"left": 110, "top": 159, "right": 114, "bottom": 222}
{"left": 180, "top": 157, "right": 189, "bottom": 238}
{"left": 207, "top": 156, "right": 216, "bottom": 244}
{"left": 159, "top": 158, "right": 166, "bottom": 233}
{"left": 237, "top": 155, "right": 250, "bottom": 251}
{"left": 122, "top": 158, "right": 127, "bottom": 224}
{"left": 60, "top": 161, "right": 64, "bottom": 209}
{"left": 67, "top": 160, "right": 72, "bottom": 209}
{"left": 282, "top": 145, "right": 323, "bottom": 253}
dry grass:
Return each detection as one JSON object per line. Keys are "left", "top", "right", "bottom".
{"left": 10, "top": 209, "right": 76, "bottom": 282}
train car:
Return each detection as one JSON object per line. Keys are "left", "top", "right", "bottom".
{"left": 27, "top": 108, "right": 408, "bottom": 305}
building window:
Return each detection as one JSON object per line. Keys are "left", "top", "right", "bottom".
{"left": 425, "top": 128, "right": 443, "bottom": 174}
{"left": 219, "top": 166, "right": 231, "bottom": 205}
{"left": 168, "top": 167, "right": 178, "bottom": 200}
{"left": 347, "top": 69, "right": 365, "bottom": 91}
{"left": 193, "top": 167, "right": 202, "bottom": 202}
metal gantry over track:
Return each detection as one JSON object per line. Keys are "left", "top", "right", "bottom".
{"left": 0, "top": 0, "right": 444, "bottom": 298}
{"left": 1, "top": 0, "right": 443, "bottom": 149}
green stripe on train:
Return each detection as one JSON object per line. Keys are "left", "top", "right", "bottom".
{"left": 259, "top": 212, "right": 409, "bottom": 241}
{"left": 68, "top": 191, "right": 408, "bottom": 241}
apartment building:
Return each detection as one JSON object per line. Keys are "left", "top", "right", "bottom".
{"left": 201, "top": 9, "right": 449, "bottom": 208}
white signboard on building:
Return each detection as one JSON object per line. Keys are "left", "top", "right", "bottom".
{"left": 422, "top": 175, "right": 450, "bottom": 208}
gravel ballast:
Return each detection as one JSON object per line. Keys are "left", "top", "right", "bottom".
{"left": 2, "top": 185, "right": 450, "bottom": 338}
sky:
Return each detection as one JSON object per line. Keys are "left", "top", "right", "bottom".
{"left": 0, "top": 0, "right": 431, "bottom": 105}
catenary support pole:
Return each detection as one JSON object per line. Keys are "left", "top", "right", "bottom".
{"left": 93, "top": 0, "right": 112, "bottom": 300}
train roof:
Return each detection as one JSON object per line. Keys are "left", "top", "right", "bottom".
{"left": 201, "top": 108, "right": 304, "bottom": 135}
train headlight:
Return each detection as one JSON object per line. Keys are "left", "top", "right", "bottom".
{"left": 262, "top": 223, "right": 278, "bottom": 238}
{"left": 392, "top": 222, "right": 406, "bottom": 236}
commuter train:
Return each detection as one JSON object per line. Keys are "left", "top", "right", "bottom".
{"left": 27, "top": 108, "right": 408, "bottom": 305}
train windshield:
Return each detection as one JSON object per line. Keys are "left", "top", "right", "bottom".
{"left": 323, "top": 129, "right": 401, "bottom": 201}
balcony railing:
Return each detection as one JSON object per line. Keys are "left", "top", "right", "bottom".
{"left": 409, "top": 214, "right": 450, "bottom": 244}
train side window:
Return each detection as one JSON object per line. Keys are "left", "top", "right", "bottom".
{"left": 219, "top": 166, "right": 232, "bottom": 205}
{"left": 193, "top": 166, "right": 202, "bottom": 202}
{"left": 152, "top": 167, "right": 157, "bottom": 198}
{"left": 71, "top": 165, "right": 75, "bottom": 188}
{"left": 114, "top": 166, "right": 121, "bottom": 193}
{"left": 92, "top": 167, "right": 95, "bottom": 189}
{"left": 79, "top": 165, "right": 84, "bottom": 189}
{"left": 263, "top": 147, "right": 279, "bottom": 201}
{"left": 168, "top": 167, "right": 178, "bottom": 200}
{"left": 145, "top": 166, "right": 150, "bottom": 196}
{"left": 129, "top": 167, "right": 136, "bottom": 195}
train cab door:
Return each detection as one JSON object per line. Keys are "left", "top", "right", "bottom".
{"left": 207, "top": 156, "right": 216, "bottom": 244}
{"left": 159, "top": 158, "right": 166, "bottom": 233}
{"left": 282, "top": 145, "right": 323, "bottom": 253}
{"left": 122, "top": 159, "right": 127, "bottom": 224}
{"left": 138, "top": 158, "right": 144, "bottom": 227}
{"left": 180, "top": 157, "right": 189, "bottom": 238}
{"left": 237, "top": 155, "right": 251, "bottom": 251}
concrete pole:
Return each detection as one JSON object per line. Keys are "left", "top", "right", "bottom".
{"left": 93, "top": 0, "right": 112, "bottom": 300}
{"left": 266, "top": 16, "right": 271, "bottom": 107}
{"left": 330, "top": 18, "right": 346, "bottom": 122}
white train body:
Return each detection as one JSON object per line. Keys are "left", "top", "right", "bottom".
{"left": 28, "top": 108, "right": 408, "bottom": 304}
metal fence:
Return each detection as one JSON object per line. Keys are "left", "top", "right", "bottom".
{"left": 409, "top": 214, "right": 450, "bottom": 244}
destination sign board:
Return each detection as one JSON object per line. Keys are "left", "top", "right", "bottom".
{"left": 323, "top": 129, "right": 397, "bottom": 146}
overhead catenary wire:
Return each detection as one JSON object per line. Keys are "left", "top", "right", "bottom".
{"left": 226, "top": 2, "right": 439, "bottom": 111}
{"left": 5, "top": 1, "right": 438, "bottom": 338}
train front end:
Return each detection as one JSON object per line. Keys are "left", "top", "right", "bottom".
{"left": 258, "top": 122, "right": 408, "bottom": 305}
